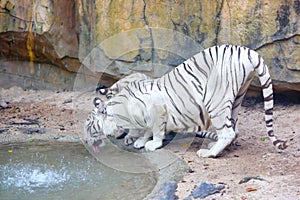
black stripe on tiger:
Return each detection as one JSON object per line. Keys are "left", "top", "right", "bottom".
{"left": 191, "top": 56, "right": 208, "bottom": 78}
{"left": 264, "top": 94, "right": 273, "bottom": 102}
{"left": 124, "top": 86, "right": 147, "bottom": 108}
{"left": 265, "top": 108, "right": 273, "bottom": 115}
{"left": 273, "top": 140, "right": 288, "bottom": 150}
{"left": 261, "top": 77, "right": 272, "bottom": 89}
{"left": 202, "top": 50, "right": 211, "bottom": 69}
{"left": 196, "top": 131, "right": 218, "bottom": 141}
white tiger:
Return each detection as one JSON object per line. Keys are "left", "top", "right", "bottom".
{"left": 83, "top": 45, "right": 288, "bottom": 158}
{"left": 93, "top": 72, "right": 218, "bottom": 147}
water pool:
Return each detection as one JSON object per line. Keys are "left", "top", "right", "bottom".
{"left": 0, "top": 143, "right": 157, "bottom": 200}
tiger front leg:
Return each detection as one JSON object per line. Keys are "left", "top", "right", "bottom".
{"left": 124, "top": 129, "right": 142, "bottom": 145}
{"left": 124, "top": 135, "right": 135, "bottom": 145}
{"left": 133, "top": 130, "right": 152, "bottom": 149}
{"left": 144, "top": 125, "right": 165, "bottom": 151}
{"left": 197, "top": 127, "right": 236, "bottom": 158}
{"left": 145, "top": 137, "right": 163, "bottom": 151}
{"left": 144, "top": 104, "right": 167, "bottom": 152}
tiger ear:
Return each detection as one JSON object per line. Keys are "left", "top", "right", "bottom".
{"left": 93, "top": 97, "right": 106, "bottom": 113}
{"left": 99, "top": 88, "right": 108, "bottom": 95}
{"left": 96, "top": 85, "right": 108, "bottom": 95}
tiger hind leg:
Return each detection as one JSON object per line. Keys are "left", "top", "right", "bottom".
{"left": 197, "top": 126, "right": 236, "bottom": 158}
{"left": 197, "top": 130, "right": 239, "bottom": 150}
{"left": 196, "top": 130, "right": 218, "bottom": 149}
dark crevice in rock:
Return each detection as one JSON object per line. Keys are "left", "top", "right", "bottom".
{"left": 254, "top": 33, "right": 300, "bottom": 52}
{"left": 141, "top": 0, "right": 155, "bottom": 65}
{"left": 214, "top": 0, "right": 224, "bottom": 45}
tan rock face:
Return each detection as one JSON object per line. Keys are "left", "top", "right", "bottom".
{"left": 0, "top": 0, "right": 299, "bottom": 92}
{"left": 0, "top": 0, "right": 80, "bottom": 90}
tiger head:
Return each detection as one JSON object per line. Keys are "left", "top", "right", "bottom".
{"left": 83, "top": 97, "right": 123, "bottom": 153}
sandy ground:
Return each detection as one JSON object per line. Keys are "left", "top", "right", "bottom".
{"left": 1, "top": 87, "right": 299, "bottom": 200}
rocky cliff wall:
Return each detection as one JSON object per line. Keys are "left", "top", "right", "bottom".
{"left": 0, "top": 0, "right": 299, "bottom": 93}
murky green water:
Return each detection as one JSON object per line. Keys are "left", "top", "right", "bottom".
{"left": 0, "top": 143, "right": 157, "bottom": 200}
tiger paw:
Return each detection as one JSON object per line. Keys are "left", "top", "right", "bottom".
{"left": 124, "top": 135, "right": 135, "bottom": 145}
{"left": 197, "top": 149, "right": 217, "bottom": 158}
{"left": 133, "top": 137, "right": 150, "bottom": 149}
{"left": 145, "top": 140, "right": 163, "bottom": 151}
{"left": 207, "top": 141, "right": 216, "bottom": 149}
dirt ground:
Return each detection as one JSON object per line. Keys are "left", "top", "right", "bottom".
{"left": 1, "top": 87, "right": 299, "bottom": 200}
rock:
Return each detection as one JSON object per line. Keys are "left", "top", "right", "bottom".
{"left": 78, "top": 0, "right": 300, "bottom": 93}
{"left": 63, "top": 98, "right": 72, "bottom": 104}
{"left": 187, "top": 182, "right": 225, "bottom": 199}
{"left": 151, "top": 181, "right": 178, "bottom": 200}
{"left": 0, "top": 0, "right": 299, "bottom": 92}
{"left": 0, "top": 0, "right": 81, "bottom": 90}
{"left": 239, "top": 176, "right": 266, "bottom": 184}
{"left": 0, "top": 99, "right": 8, "bottom": 108}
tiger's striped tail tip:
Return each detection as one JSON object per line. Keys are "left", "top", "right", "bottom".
{"left": 274, "top": 140, "right": 289, "bottom": 150}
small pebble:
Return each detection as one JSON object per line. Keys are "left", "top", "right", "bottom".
{"left": 63, "top": 99, "right": 72, "bottom": 104}
{"left": 0, "top": 99, "right": 8, "bottom": 108}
